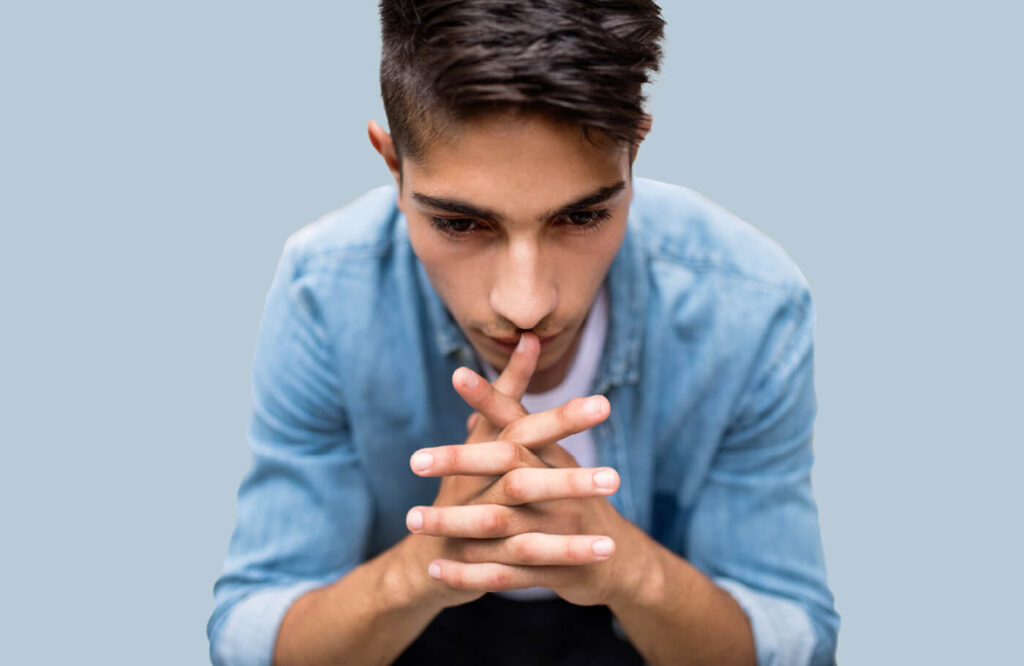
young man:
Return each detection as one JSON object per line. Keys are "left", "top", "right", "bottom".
{"left": 208, "top": 1, "right": 839, "bottom": 664}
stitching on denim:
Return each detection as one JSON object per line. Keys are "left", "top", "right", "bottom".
{"left": 727, "top": 289, "right": 814, "bottom": 433}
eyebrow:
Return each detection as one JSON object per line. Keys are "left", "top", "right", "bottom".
{"left": 410, "top": 180, "right": 626, "bottom": 225}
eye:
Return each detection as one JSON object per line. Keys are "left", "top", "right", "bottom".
{"left": 560, "top": 208, "right": 612, "bottom": 233}
{"left": 429, "top": 217, "right": 484, "bottom": 239}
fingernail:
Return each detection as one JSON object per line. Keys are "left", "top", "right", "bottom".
{"left": 583, "top": 397, "right": 604, "bottom": 415}
{"left": 593, "top": 468, "right": 618, "bottom": 489}
{"left": 460, "top": 369, "right": 479, "bottom": 388}
{"left": 411, "top": 451, "right": 433, "bottom": 472}
{"left": 428, "top": 562, "right": 442, "bottom": 579}
{"left": 406, "top": 509, "right": 423, "bottom": 531}
{"left": 516, "top": 335, "right": 528, "bottom": 353}
{"left": 592, "top": 539, "right": 614, "bottom": 557}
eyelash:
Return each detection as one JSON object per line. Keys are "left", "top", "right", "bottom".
{"left": 429, "top": 209, "right": 613, "bottom": 241}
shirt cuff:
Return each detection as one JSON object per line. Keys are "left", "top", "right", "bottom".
{"left": 714, "top": 577, "right": 816, "bottom": 666}
{"left": 210, "top": 580, "right": 325, "bottom": 666}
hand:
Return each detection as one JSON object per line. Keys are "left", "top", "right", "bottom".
{"left": 405, "top": 333, "right": 641, "bottom": 607}
{"left": 398, "top": 332, "right": 539, "bottom": 606}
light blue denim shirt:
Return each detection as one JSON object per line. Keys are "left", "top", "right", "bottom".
{"left": 208, "top": 177, "right": 840, "bottom": 665}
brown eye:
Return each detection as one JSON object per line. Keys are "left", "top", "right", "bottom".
{"left": 567, "top": 211, "right": 601, "bottom": 226}
{"left": 560, "top": 208, "right": 612, "bottom": 232}
{"left": 446, "top": 219, "right": 475, "bottom": 233}
{"left": 429, "top": 217, "right": 483, "bottom": 240}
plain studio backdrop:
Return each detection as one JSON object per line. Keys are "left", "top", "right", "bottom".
{"left": 2, "top": 2, "right": 1020, "bottom": 663}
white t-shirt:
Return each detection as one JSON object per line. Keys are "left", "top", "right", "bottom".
{"left": 477, "top": 285, "right": 609, "bottom": 601}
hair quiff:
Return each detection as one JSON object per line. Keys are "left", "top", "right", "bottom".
{"left": 378, "top": 0, "right": 665, "bottom": 166}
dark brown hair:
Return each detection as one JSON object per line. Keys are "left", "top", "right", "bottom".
{"left": 378, "top": 0, "right": 665, "bottom": 169}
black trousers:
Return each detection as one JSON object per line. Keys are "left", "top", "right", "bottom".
{"left": 392, "top": 592, "right": 646, "bottom": 665}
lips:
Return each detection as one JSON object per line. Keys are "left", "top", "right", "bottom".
{"left": 487, "top": 331, "right": 562, "bottom": 352}
{"left": 537, "top": 332, "right": 561, "bottom": 347}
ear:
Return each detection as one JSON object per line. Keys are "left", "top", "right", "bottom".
{"left": 367, "top": 120, "right": 403, "bottom": 193}
{"left": 629, "top": 113, "right": 652, "bottom": 165}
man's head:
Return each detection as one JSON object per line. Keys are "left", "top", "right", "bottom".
{"left": 370, "top": 0, "right": 665, "bottom": 390}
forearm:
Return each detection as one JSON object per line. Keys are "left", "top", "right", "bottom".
{"left": 606, "top": 527, "right": 756, "bottom": 666}
{"left": 273, "top": 535, "right": 446, "bottom": 666}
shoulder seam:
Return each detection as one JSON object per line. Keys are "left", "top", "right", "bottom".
{"left": 284, "top": 233, "right": 396, "bottom": 277}
{"left": 637, "top": 225, "right": 808, "bottom": 294}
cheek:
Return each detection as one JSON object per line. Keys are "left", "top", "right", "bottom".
{"left": 599, "top": 216, "right": 629, "bottom": 264}
{"left": 557, "top": 222, "right": 626, "bottom": 289}
{"left": 410, "top": 228, "right": 490, "bottom": 316}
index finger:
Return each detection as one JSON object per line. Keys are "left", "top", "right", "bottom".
{"left": 499, "top": 395, "right": 611, "bottom": 451}
{"left": 409, "top": 440, "right": 544, "bottom": 477}
{"left": 452, "top": 333, "right": 540, "bottom": 441}
{"left": 454, "top": 367, "right": 529, "bottom": 440}
{"left": 491, "top": 332, "right": 540, "bottom": 401}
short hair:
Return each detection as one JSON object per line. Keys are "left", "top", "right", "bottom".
{"left": 378, "top": 0, "right": 665, "bottom": 169}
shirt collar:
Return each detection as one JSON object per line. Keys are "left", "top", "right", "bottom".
{"left": 408, "top": 200, "right": 647, "bottom": 391}
{"left": 593, "top": 205, "right": 647, "bottom": 393}
{"left": 415, "top": 256, "right": 478, "bottom": 364}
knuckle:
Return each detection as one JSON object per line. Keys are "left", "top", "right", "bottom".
{"left": 502, "top": 470, "right": 528, "bottom": 502}
{"left": 511, "top": 536, "right": 536, "bottom": 564}
{"left": 559, "top": 400, "right": 580, "bottom": 431}
{"left": 565, "top": 470, "right": 583, "bottom": 495}
{"left": 502, "top": 412, "right": 532, "bottom": 444}
{"left": 496, "top": 441, "right": 520, "bottom": 469}
{"left": 510, "top": 442, "right": 529, "bottom": 467}
{"left": 490, "top": 568, "right": 512, "bottom": 589}
{"left": 481, "top": 507, "right": 507, "bottom": 536}
{"left": 481, "top": 385, "right": 502, "bottom": 412}
{"left": 440, "top": 446, "right": 457, "bottom": 471}
{"left": 499, "top": 419, "right": 522, "bottom": 443}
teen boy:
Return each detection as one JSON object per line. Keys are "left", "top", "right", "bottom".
{"left": 208, "top": 1, "right": 839, "bottom": 664}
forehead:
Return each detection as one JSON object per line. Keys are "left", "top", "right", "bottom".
{"left": 403, "top": 112, "right": 629, "bottom": 213}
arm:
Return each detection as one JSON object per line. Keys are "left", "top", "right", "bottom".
{"left": 604, "top": 520, "right": 756, "bottom": 665}
{"left": 610, "top": 287, "right": 839, "bottom": 665}
{"left": 273, "top": 535, "right": 449, "bottom": 665}
{"left": 207, "top": 236, "right": 444, "bottom": 665}
{"left": 692, "top": 287, "right": 838, "bottom": 664}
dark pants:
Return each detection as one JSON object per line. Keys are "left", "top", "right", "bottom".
{"left": 393, "top": 593, "right": 646, "bottom": 665}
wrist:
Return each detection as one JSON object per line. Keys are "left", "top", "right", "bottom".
{"left": 385, "top": 534, "right": 473, "bottom": 613}
{"left": 380, "top": 535, "right": 445, "bottom": 613}
{"left": 605, "top": 521, "right": 667, "bottom": 611}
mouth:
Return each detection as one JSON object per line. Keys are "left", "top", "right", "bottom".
{"left": 486, "top": 331, "right": 562, "bottom": 354}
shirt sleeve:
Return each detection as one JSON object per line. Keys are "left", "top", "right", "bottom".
{"left": 686, "top": 287, "right": 840, "bottom": 666}
{"left": 207, "top": 235, "right": 375, "bottom": 666}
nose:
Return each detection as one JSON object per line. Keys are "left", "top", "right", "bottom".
{"left": 489, "top": 237, "right": 557, "bottom": 331}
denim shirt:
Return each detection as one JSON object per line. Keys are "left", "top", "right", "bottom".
{"left": 208, "top": 177, "right": 840, "bottom": 665}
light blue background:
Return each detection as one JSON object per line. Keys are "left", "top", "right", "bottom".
{"left": 2, "top": 2, "right": 1020, "bottom": 663}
